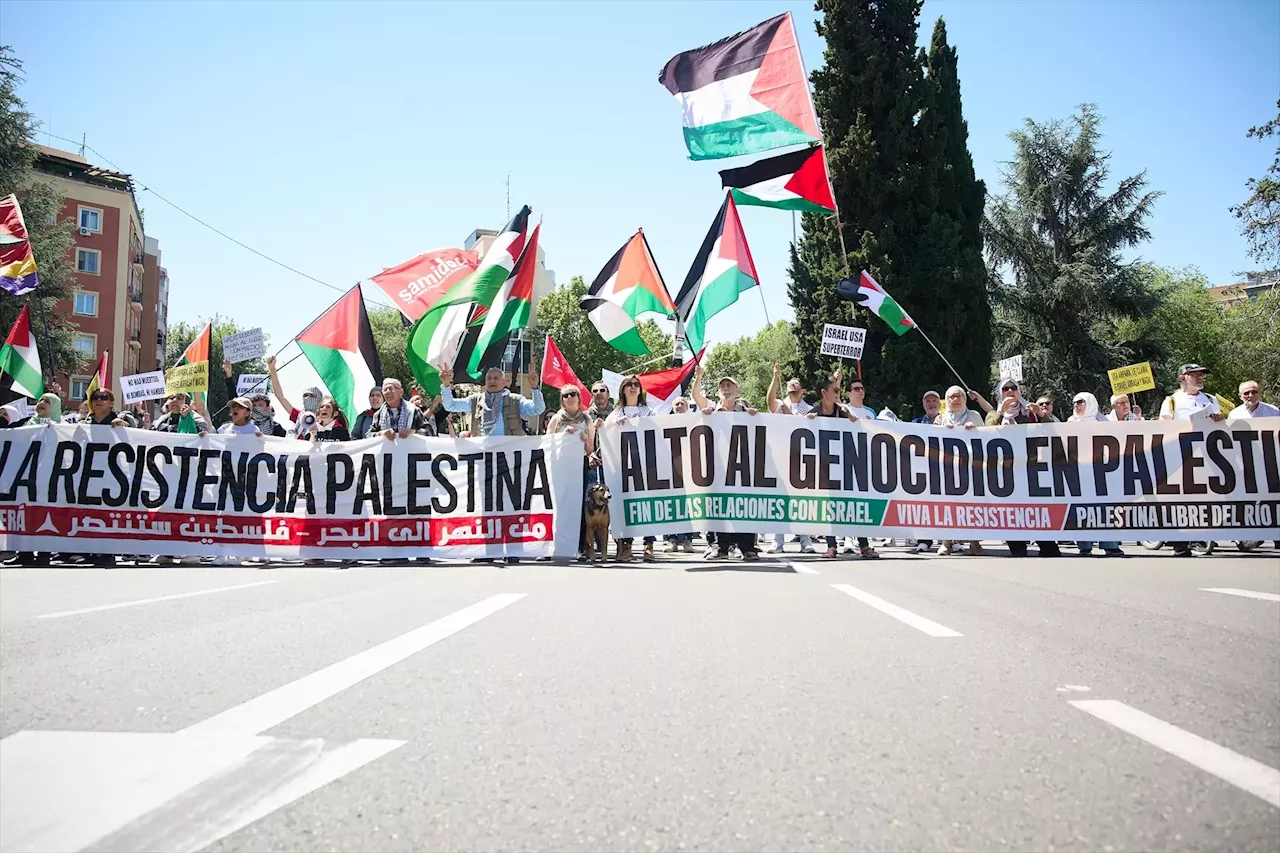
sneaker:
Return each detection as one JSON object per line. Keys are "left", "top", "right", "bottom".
{"left": 211, "top": 555, "right": 239, "bottom": 567}
{"left": 765, "top": 543, "right": 783, "bottom": 554}
{"left": 742, "top": 550, "right": 760, "bottom": 561}
{"left": 1103, "top": 548, "right": 1125, "bottom": 557}
{"left": 860, "top": 546, "right": 880, "bottom": 559}
{"left": 841, "top": 543, "right": 857, "bottom": 554}
{"left": 799, "top": 543, "right": 816, "bottom": 554}
{"left": 703, "top": 550, "right": 729, "bottom": 561}
{"left": 936, "top": 543, "right": 952, "bottom": 556}
{"left": 912, "top": 542, "right": 931, "bottom": 553}
{"left": 905, "top": 538, "right": 918, "bottom": 548}
{"left": 1078, "top": 548, "right": 1093, "bottom": 556}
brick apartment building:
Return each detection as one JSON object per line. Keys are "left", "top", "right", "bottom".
{"left": 33, "top": 145, "right": 169, "bottom": 407}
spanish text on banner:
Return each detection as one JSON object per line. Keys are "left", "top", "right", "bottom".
{"left": 120, "top": 371, "right": 167, "bottom": 405}
{"left": 222, "top": 327, "right": 265, "bottom": 363}
{"left": 820, "top": 324, "right": 866, "bottom": 360}
{"left": 1108, "top": 361, "right": 1155, "bottom": 395}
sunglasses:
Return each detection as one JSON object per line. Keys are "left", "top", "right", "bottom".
{"left": 622, "top": 383, "right": 640, "bottom": 390}
{"left": 850, "top": 386, "right": 865, "bottom": 392}
{"left": 561, "top": 391, "right": 579, "bottom": 398}
{"left": 1037, "top": 400, "right": 1051, "bottom": 406}
{"left": 1003, "top": 385, "right": 1019, "bottom": 392}
{"left": 592, "top": 387, "right": 608, "bottom": 393}
{"left": 91, "top": 393, "right": 112, "bottom": 401}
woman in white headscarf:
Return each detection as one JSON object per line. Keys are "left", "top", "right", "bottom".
{"left": 1067, "top": 391, "right": 1122, "bottom": 556}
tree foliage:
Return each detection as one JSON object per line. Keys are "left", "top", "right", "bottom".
{"left": 702, "top": 321, "right": 799, "bottom": 407}
{"left": 789, "top": 4, "right": 990, "bottom": 421}
{"left": 984, "top": 104, "right": 1161, "bottom": 403}
{"left": 368, "top": 306, "right": 411, "bottom": 389}
{"left": 0, "top": 46, "right": 78, "bottom": 395}
{"left": 1230, "top": 99, "right": 1280, "bottom": 268}
{"left": 165, "top": 318, "right": 268, "bottom": 420}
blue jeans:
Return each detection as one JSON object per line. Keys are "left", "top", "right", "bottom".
{"left": 774, "top": 533, "right": 812, "bottom": 549}
{"left": 1078, "top": 541, "right": 1119, "bottom": 552}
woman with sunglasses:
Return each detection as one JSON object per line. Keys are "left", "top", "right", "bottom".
{"left": 548, "top": 384, "right": 598, "bottom": 561}
{"left": 605, "top": 376, "right": 659, "bottom": 561}
{"left": 985, "top": 375, "right": 1061, "bottom": 557}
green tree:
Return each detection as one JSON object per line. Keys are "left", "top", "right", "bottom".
{"left": 789, "top": 3, "right": 989, "bottom": 420}
{"left": 1230, "top": 99, "right": 1280, "bottom": 268}
{"left": 165, "top": 318, "right": 268, "bottom": 422}
{"left": 984, "top": 104, "right": 1161, "bottom": 404}
{"left": 368, "top": 307, "right": 411, "bottom": 389}
{"left": 702, "top": 321, "right": 799, "bottom": 407}
{"left": 0, "top": 46, "right": 78, "bottom": 396}
{"left": 530, "top": 275, "right": 673, "bottom": 409}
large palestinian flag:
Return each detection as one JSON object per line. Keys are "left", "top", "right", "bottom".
{"left": 658, "top": 12, "right": 820, "bottom": 161}
{"left": 407, "top": 206, "right": 531, "bottom": 394}
{"left": 296, "top": 285, "right": 382, "bottom": 420}
{"left": 467, "top": 223, "right": 542, "bottom": 376}
{"left": 165, "top": 322, "right": 210, "bottom": 396}
{"left": 581, "top": 230, "right": 675, "bottom": 356}
{"left": 719, "top": 146, "right": 835, "bottom": 214}
{"left": 674, "top": 193, "right": 759, "bottom": 355}
{"left": 0, "top": 304, "right": 43, "bottom": 398}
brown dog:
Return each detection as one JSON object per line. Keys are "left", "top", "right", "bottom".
{"left": 583, "top": 483, "right": 611, "bottom": 562}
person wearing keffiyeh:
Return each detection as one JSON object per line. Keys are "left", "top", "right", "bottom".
{"left": 373, "top": 378, "right": 425, "bottom": 438}
{"left": 438, "top": 363, "right": 545, "bottom": 438}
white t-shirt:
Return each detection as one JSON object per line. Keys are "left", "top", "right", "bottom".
{"left": 847, "top": 405, "right": 878, "bottom": 421}
{"left": 606, "top": 404, "right": 656, "bottom": 424}
{"left": 1228, "top": 401, "right": 1280, "bottom": 419}
{"left": 1162, "top": 390, "right": 1219, "bottom": 420}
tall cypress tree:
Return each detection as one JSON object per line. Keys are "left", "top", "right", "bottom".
{"left": 788, "top": 3, "right": 989, "bottom": 417}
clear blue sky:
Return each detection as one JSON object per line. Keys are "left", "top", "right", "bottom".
{"left": 4, "top": 0, "right": 1278, "bottom": 371}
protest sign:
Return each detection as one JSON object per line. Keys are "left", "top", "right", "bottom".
{"left": 599, "top": 414, "right": 1280, "bottom": 541}
{"left": 222, "top": 328, "right": 265, "bottom": 364}
{"left": 1108, "top": 361, "right": 1155, "bottom": 396}
{"left": 820, "top": 324, "right": 866, "bottom": 360}
{"left": 0, "top": 427, "right": 584, "bottom": 559}
{"left": 998, "top": 355, "right": 1024, "bottom": 382}
{"left": 164, "top": 362, "right": 208, "bottom": 395}
{"left": 120, "top": 371, "right": 166, "bottom": 405}
{"left": 236, "top": 374, "right": 270, "bottom": 396}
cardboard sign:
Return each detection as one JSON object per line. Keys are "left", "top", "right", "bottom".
{"left": 120, "top": 371, "right": 167, "bottom": 404}
{"left": 236, "top": 373, "right": 270, "bottom": 396}
{"left": 998, "top": 355, "right": 1024, "bottom": 382}
{"left": 222, "top": 328, "right": 265, "bottom": 363}
{"left": 820, "top": 324, "right": 866, "bottom": 359}
{"left": 165, "top": 362, "right": 208, "bottom": 395}
{"left": 1107, "top": 361, "right": 1155, "bottom": 396}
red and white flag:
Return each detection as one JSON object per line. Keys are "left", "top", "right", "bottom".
{"left": 638, "top": 351, "right": 704, "bottom": 414}
{"left": 540, "top": 334, "right": 590, "bottom": 402}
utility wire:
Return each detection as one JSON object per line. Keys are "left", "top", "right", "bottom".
{"left": 41, "top": 132, "right": 397, "bottom": 312}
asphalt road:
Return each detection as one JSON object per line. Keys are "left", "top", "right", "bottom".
{"left": 1, "top": 543, "right": 1278, "bottom": 852}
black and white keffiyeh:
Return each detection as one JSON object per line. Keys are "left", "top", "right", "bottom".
{"left": 374, "top": 400, "right": 415, "bottom": 434}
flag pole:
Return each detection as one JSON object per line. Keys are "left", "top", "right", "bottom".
{"left": 32, "top": 297, "right": 55, "bottom": 382}
{"left": 911, "top": 321, "right": 972, "bottom": 394}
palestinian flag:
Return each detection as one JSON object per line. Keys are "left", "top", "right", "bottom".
{"left": 85, "top": 350, "right": 109, "bottom": 401}
{"left": 674, "top": 193, "right": 759, "bottom": 354}
{"left": 0, "top": 194, "right": 39, "bottom": 296}
{"left": 165, "top": 321, "right": 211, "bottom": 396}
{"left": 467, "top": 223, "right": 541, "bottom": 377}
{"left": 719, "top": 146, "right": 835, "bottom": 214}
{"left": 407, "top": 206, "right": 531, "bottom": 394}
{"left": 581, "top": 230, "right": 675, "bottom": 356}
{"left": 0, "top": 304, "right": 43, "bottom": 398}
{"left": 851, "top": 270, "right": 915, "bottom": 336}
{"left": 296, "top": 285, "right": 382, "bottom": 421}
{"left": 658, "top": 12, "right": 820, "bottom": 161}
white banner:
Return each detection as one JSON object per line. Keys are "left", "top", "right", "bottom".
{"left": 820, "top": 324, "right": 866, "bottom": 360}
{"left": 236, "top": 374, "right": 270, "bottom": 396}
{"left": 0, "top": 425, "right": 584, "bottom": 559}
{"left": 222, "top": 328, "right": 265, "bottom": 364}
{"left": 119, "top": 371, "right": 167, "bottom": 404}
{"left": 599, "top": 414, "right": 1280, "bottom": 541}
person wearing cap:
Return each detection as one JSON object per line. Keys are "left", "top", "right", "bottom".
{"left": 151, "top": 391, "right": 209, "bottom": 434}
{"left": 766, "top": 363, "right": 813, "bottom": 415}
{"left": 1106, "top": 394, "right": 1142, "bottom": 421}
{"left": 912, "top": 390, "right": 943, "bottom": 424}
{"left": 691, "top": 364, "right": 762, "bottom": 561}
{"left": 218, "top": 396, "right": 263, "bottom": 435}
{"left": 1159, "top": 363, "right": 1224, "bottom": 422}
{"left": 1228, "top": 380, "right": 1279, "bottom": 419}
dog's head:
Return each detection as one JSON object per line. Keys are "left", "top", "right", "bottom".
{"left": 587, "top": 483, "right": 610, "bottom": 507}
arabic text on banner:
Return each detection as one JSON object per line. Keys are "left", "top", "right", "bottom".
{"left": 0, "top": 426, "right": 584, "bottom": 558}
{"left": 598, "top": 414, "right": 1280, "bottom": 541}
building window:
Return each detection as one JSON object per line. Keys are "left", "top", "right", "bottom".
{"left": 70, "top": 377, "right": 90, "bottom": 401}
{"left": 72, "top": 333, "right": 96, "bottom": 356}
{"left": 73, "top": 290, "right": 98, "bottom": 316}
{"left": 78, "top": 206, "right": 103, "bottom": 233}
{"left": 76, "top": 248, "right": 100, "bottom": 275}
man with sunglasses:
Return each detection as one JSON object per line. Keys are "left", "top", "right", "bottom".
{"left": 1033, "top": 394, "right": 1060, "bottom": 422}
{"left": 587, "top": 381, "right": 614, "bottom": 422}
{"left": 1227, "top": 380, "right": 1278, "bottom": 419}
{"left": 85, "top": 389, "right": 137, "bottom": 428}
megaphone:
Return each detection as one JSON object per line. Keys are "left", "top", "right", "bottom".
{"left": 297, "top": 410, "right": 318, "bottom": 433}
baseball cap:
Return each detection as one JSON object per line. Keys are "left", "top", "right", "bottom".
{"left": 229, "top": 396, "right": 253, "bottom": 410}
{"left": 1179, "top": 363, "right": 1208, "bottom": 376}
{"left": 922, "top": 389, "right": 941, "bottom": 401}
{"left": 717, "top": 376, "right": 739, "bottom": 387}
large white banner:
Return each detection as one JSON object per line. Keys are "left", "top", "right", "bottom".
{"left": 0, "top": 425, "right": 584, "bottom": 559}
{"left": 599, "top": 414, "right": 1280, "bottom": 541}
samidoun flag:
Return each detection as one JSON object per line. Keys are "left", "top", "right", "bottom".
{"left": 407, "top": 206, "right": 531, "bottom": 395}
{"left": 581, "top": 230, "right": 675, "bottom": 356}
{"left": 638, "top": 350, "right": 704, "bottom": 414}
{"left": 296, "top": 285, "right": 382, "bottom": 420}
{"left": 0, "top": 304, "right": 43, "bottom": 398}
{"left": 0, "top": 193, "right": 39, "bottom": 295}
{"left": 540, "top": 333, "right": 589, "bottom": 402}
{"left": 674, "top": 192, "right": 759, "bottom": 355}
{"left": 843, "top": 270, "right": 915, "bottom": 336}
{"left": 85, "top": 350, "right": 109, "bottom": 401}
{"left": 658, "top": 12, "right": 820, "bottom": 161}
{"left": 719, "top": 146, "right": 835, "bottom": 214}
{"left": 165, "top": 321, "right": 211, "bottom": 395}
{"left": 467, "top": 222, "right": 542, "bottom": 377}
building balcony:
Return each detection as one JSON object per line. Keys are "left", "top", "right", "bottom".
{"left": 132, "top": 254, "right": 145, "bottom": 268}
{"left": 129, "top": 330, "right": 141, "bottom": 349}
{"left": 130, "top": 288, "right": 143, "bottom": 310}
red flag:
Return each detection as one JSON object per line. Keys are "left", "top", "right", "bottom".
{"left": 540, "top": 333, "right": 590, "bottom": 402}
{"left": 638, "top": 350, "right": 704, "bottom": 410}
{"left": 369, "top": 247, "right": 481, "bottom": 322}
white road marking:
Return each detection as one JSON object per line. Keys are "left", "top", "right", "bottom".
{"left": 1200, "top": 587, "right": 1280, "bottom": 602}
{"left": 180, "top": 592, "right": 527, "bottom": 738}
{"left": 1071, "top": 699, "right": 1280, "bottom": 808}
{"left": 1056, "top": 684, "right": 1092, "bottom": 693}
{"left": 788, "top": 561, "right": 820, "bottom": 574}
{"left": 830, "top": 583, "right": 963, "bottom": 638}
{"left": 34, "top": 581, "right": 276, "bottom": 619}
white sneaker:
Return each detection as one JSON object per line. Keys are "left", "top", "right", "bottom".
{"left": 912, "top": 542, "right": 930, "bottom": 553}
{"left": 799, "top": 544, "right": 816, "bottom": 554}
{"left": 936, "top": 543, "right": 952, "bottom": 556}
{"left": 905, "top": 538, "right": 918, "bottom": 547}
{"left": 842, "top": 542, "right": 857, "bottom": 554}
{"left": 765, "top": 543, "right": 783, "bottom": 554}
{"left": 211, "top": 555, "right": 238, "bottom": 566}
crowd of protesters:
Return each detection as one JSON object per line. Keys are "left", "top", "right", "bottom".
{"left": 2, "top": 357, "right": 1276, "bottom": 567}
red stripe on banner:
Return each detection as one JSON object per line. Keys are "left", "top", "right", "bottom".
{"left": 884, "top": 500, "right": 1068, "bottom": 531}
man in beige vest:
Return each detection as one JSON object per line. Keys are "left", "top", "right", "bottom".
{"left": 438, "top": 363, "right": 545, "bottom": 437}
